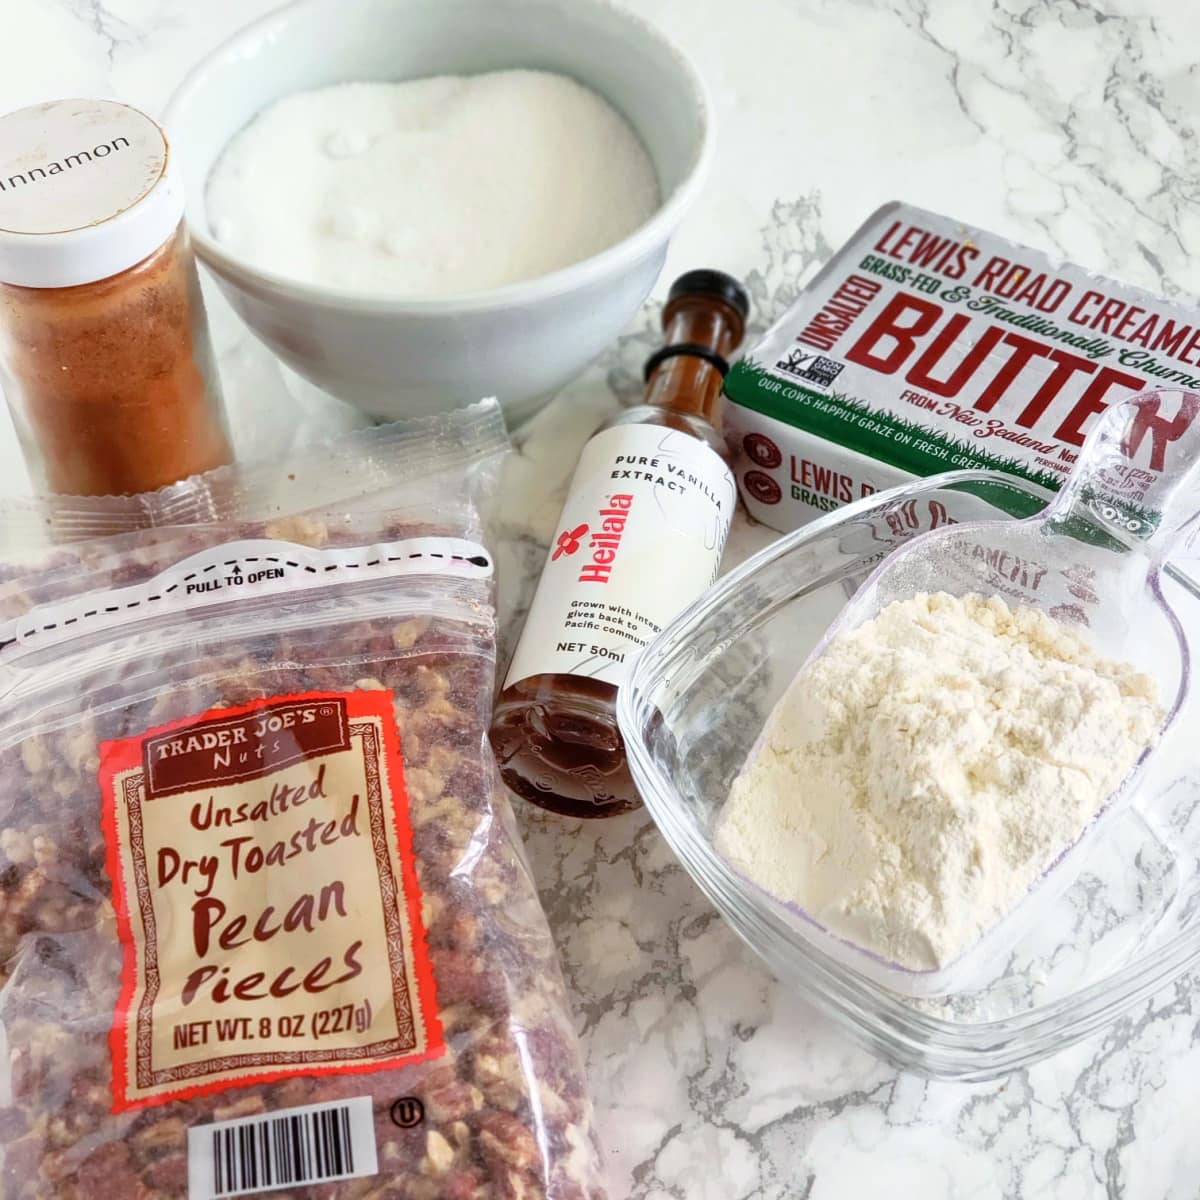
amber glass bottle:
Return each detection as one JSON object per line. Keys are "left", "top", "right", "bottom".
{"left": 491, "top": 270, "right": 749, "bottom": 817}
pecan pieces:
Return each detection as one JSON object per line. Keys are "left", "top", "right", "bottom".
{"left": 0, "top": 534, "right": 607, "bottom": 1200}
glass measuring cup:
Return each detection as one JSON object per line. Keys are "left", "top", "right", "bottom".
{"left": 819, "top": 388, "right": 1198, "bottom": 705}
{"left": 789, "top": 388, "right": 1200, "bottom": 991}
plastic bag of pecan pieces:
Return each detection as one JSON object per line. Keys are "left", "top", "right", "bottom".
{"left": 0, "top": 402, "right": 609, "bottom": 1200}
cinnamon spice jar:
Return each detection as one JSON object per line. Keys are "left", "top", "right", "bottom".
{"left": 0, "top": 99, "right": 231, "bottom": 495}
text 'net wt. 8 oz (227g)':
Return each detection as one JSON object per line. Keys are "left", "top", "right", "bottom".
{"left": 0, "top": 402, "right": 609, "bottom": 1200}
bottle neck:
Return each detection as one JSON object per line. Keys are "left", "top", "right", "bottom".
{"left": 643, "top": 295, "right": 745, "bottom": 423}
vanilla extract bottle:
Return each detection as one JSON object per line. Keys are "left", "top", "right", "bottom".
{"left": 490, "top": 269, "right": 749, "bottom": 817}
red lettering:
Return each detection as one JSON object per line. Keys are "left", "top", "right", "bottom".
{"left": 1092, "top": 297, "right": 1126, "bottom": 334}
{"left": 793, "top": 457, "right": 851, "bottom": 501}
{"left": 972, "top": 255, "right": 1008, "bottom": 290}
{"left": 892, "top": 226, "right": 921, "bottom": 257}
{"left": 1009, "top": 272, "right": 1069, "bottom": 314}
{"left": 303, "top": 958, "right": 332, "bottom": 991}
{"left": 1123, "top": 391, "right": 1200, "bottom": 471}
{"left": 1035, "top": 278, "right": 1071, "bottom": 313}
{"left": 994, "top": 263, "right": 1031, "bottom": 298}
{"left": 192, "top": 897, "right": 225, "bottom": 958}
{"left": 1068, "top": 289, "right": 1103, "bottom": 326}
{"left": 910, "top": 232, "right": 953, "bottom": 269}
{"left": 1151, "top": 319, "right": 1191, "bottom": 357}
{"left": 269, "top": 967, "right": 303, "bottom": 998}
{"left": 1113, "top": 305, "right": 1146, "bottom": 341}
{"left": 1014, "top": 349, "right": 1096, "bottom": 428}
{"left": 217, "top": 914, "right": 249, "bottom": 951}
{"left": 845, "top": 293, "right": 942, "bottom": 374}
{"left": 946, "top": 244, "right": 980, "bottom": 280}
{"left": 253, "top": 904, "right": 281, "bottom": 942}
{"left": 1180, "top": 328, "right": 1200, "bottom": 366}
{"left": 180, "top": 952, "right": 364, "bottom": 1005}
{"left": 974, "top": 333, "right": 1052, "bottom": 413}
{"left": 873, "top": 219, "right": 903, "bottom": 255}
{"left": 797, "top": 326, "right": 837, "bottom": 351}
{"left": 1007, "top": 269, "right": 1042, "bottom": 303}
{"left": 1053, "top": 367, "right": 1144, "bottom": 446}
{"left": 842, "top": 274, "right": 881, "bottom": 302}
{"left": 905, "top": 315, "right": 1004, "bottom": 397}
{"left": 1127, "top": 314, "right": 1159, "bottom": 349}
{"left": 304, "top": 941, "right": 364, "bottom": 994}
{"left": 798, "top": 274, "right": 879, "bottom": 349}
{"left": 233, "top": 971, "right": 267, "bottom": 1001}
{"left": 181, "top": 964, "right": 219, "bottom": 1006}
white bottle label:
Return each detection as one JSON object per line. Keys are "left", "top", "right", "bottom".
{"left": 504, "top": 423, "right": 736, "bottom": 689}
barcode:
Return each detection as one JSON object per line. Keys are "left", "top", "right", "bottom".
{"left": 188, "top": 1096, "right": 378, "bottom": 1199}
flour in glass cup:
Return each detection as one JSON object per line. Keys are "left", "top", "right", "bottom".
{"left": 206, "top": 70, "right": 661, "bottom": 297}
{"left": 717, "top": 592, "right": 1164, "bottom": 973}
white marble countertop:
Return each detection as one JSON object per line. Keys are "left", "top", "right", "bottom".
{"left": 5, "top": 1, "right": 1200, "bottom": 1196}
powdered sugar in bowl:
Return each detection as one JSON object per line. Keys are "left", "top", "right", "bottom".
{"left": 619, "top": 470, "right": 1200, "bottom": 1079}
{"left": 164, "top": 0, "right": 711, "bottom": 422}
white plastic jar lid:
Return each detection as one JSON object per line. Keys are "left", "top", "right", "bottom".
{"left": 0, "top": 98, "right": 185, "bottom": 289}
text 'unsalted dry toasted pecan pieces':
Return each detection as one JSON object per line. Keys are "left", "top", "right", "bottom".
{"left": 0, "top": 404, "right": 608, "bottom": 1200}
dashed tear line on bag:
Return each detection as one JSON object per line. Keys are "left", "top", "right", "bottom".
{"left": 0, "top": 536, "right": 494, "bottom": 653}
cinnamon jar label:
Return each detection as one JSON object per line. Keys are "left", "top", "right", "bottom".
{"left": 504, "top": 424, "right": 736, "bottom": 689}
{"left": 100, "top": 689, "right": 442, "bottom": 1111}
{"left": 0, "top": 99, "right": 169, "bottom": 236}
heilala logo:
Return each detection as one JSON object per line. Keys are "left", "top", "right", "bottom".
{"left": 552, "top": 523, "right": 588, "bottom": 560}
{"left": 577, "top": 494, "right": 633, "bottom": 584}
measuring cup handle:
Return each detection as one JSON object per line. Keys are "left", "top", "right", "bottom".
{"left": 1049, "top": 388, "right": 1200, "bottom": 560}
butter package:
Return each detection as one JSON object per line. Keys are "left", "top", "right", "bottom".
{"left": 724, "top": 201, "right": 1200, "bottom": 531}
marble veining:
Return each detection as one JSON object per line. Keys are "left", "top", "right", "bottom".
{"left": 2, "top": 1, "right": 1200, "bottom": 1196}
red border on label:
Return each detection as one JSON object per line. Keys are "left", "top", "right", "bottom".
{"left": 99, "top": 688, "right": 444, "bottom": 1113}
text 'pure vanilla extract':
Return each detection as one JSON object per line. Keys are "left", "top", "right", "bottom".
{"left": 490, "top": 269, "right": 749, "bottom": 818}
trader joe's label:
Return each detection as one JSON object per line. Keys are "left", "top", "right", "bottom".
{"left": 100, "top": 690, "right": 442, "bottom": 1110}
{"left": 725, "top": 201, "right": 1200, "bottom": 531}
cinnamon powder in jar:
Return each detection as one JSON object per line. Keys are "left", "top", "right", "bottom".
{"left": 0, "top": 223, "right": 230, "bottom": 495}
{"left": 0, "top": 99, "right": 231, "bottom": 496}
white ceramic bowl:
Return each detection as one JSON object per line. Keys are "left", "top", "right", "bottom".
{"left": 163, "top": 0, "right": 711, "bottom": 423}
